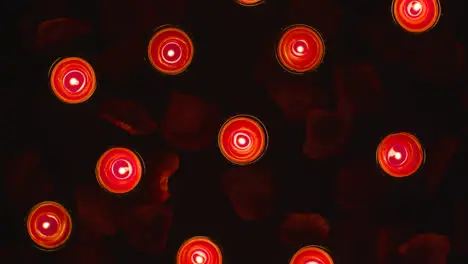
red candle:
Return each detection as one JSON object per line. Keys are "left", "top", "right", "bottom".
{"left": 177, "top": 236, "right": 222, "bottom": 264}
{"left": 49, "top": 57, "right": 97, "bottom": 104}
{"left": 95, "top": 147, "right": 143, "bottom": 194}
{"left": 392, "top": 0, "right": 441, "bottom": 33}
{"left": 218, "top": 115, "right": 268, "bottom": 165}
{"left": 236, "top": 0, "right": 264, "bottom": 6}
{"left": 26, "top": 201, "right": 72, "bottom": 250}
{"left": 290, "top": 246, "right": 334, "bottom": 264}
{"left": 148, "top": 26, "right": 194, "bottom": 75}
{"left": 277, "top": 25, "right": 325, "bottom": 74}
{"left": 376, "top": 132, "right": 425, "bottom": 177}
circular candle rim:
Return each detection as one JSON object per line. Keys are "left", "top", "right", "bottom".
{"left": 376, "top": 132, "right": 426, "bottom": 178}
{"left": 233, "top": 131, "right": 253, "bottom": 150}
{"left": 235, "top": 0, "right": 265, "bottom": 7}
{"left": 26, "top": 201, "right": 72, "bottom": 250}
{"left": 63, "top": 70, "right": 86, "bottom": 93}
{"left": 290, "top": 245, "right": 334, "bottom": 264}
{"left": 276, "top": 24, "right": 326, "bottom": 74}
{"left": 49, "top": 57, "right": 97, "bottom": 104}
{"left": 161, "top": 41, "right": 184, "bottom": 64}
{"left": 177, "top": 236, "right": 223, "bottom": 264}
{"left": 95, "top": 147, "right": 144, "bottom": 194}
{"left": 147, "top": 25, "right": 194, "bottom": 75}
{"left": 391, "top": 0, "right": 441, "bottom": 33}
{"left": 218, "top": 114, "right": 269, "bottom": 166}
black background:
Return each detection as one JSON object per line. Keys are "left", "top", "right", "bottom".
{"left": 3, "top": 0, "right": 467, "bottom": 263}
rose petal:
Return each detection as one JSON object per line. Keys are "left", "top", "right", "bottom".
{"left": 222, "top": 166, "right": 274, "bottom": 221}
{"left": 161, "top": 92, "right": 220, "bottom": 150}
{"left": 35, "top": 18, "right": 92, "bottom": 51}
{"left": 280, "top": 213, "right": 330, "bottom": 247}
{"left": 303, "top": 110, "right": 351, "bottom": 160}
{"left": 99, "top": 99, "right": 157, "bottom": 135}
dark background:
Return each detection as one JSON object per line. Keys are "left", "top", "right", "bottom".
{"left": 3, "top": 0, "right": 467, "bottom": 263}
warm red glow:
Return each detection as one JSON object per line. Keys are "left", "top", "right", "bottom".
{"left": 392, "top": 0, "right": 441, "bottom": 33}
{"left": 49, "top": 57, "right": 96, "bottom": 104}
{"left": 95, "top": 147, "right": 143, "bottom": 194}
{"left": 218, "top": 114, "right": 268, "bottom": 165}
{"left": 148, "top": 26, "right": 194, "bottom": 75}
{"left": 26, "top": 201, "right": 72, "bottom": 250}
{"left": 290, "top": 246, "right": 334, "bottom": 264}
{"left": 376, "top": 132, "right": 425, "bottom": 178}
{"left": 236, "top": 0, "right": 264, "bottom": 6}
{"left": 177, "top": 236, "right": 222, "bottom": 264}
{"left": 277, "top": 25, "right": 325, "bottom": 74}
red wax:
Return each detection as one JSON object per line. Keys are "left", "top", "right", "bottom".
{"left": 392, "top": 0, "right": 441, "bottom": 33}
{"left": 290, "top": 246, "right": 334, "bottom": 264}
{"left": 96, "top": 147, "right": 143, "bottom": 194}
{"left": 148, "top": 26, "right": 194, "bottom": 75}
{"left": 177, "top": 236, "right": 222, "bottom": 264}
{"left": 277, "top": 25, "right": 325, "bottom": 74}
{"left": 49, "top": 57, "right": 96, "bottom": 104}
{"left": 236, "top": 0, "right": 264, "bottom": 6}
{"left": 218, "top": 115, "right": 268, "bottom": 165}
{"left": 26, "top": 201, "right": 72, "bottom": 250}
{"left": 376, "top": 132, "right": 425, "bottom": 177}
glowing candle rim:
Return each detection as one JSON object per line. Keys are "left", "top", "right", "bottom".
{"left": 49, "top": 57, "right": 97, "bottom": 104}
{"left": 276, "top": 24, "right": 326, "bottom": 74}
{"left": 236, "top": 0, "right": 264, "bottom": 6}
{"left": 26, "top": 201, "right": 72, "bottom": 250}
{"left": 177, "top": 236, "right": 223, "bottom": 264}
{"left": 218, "top": 114, "right": 268, "bottom": 166}
{"left": 376, "top": 132, "right": 425, "bottom": 178}
{"left": 147, "top": 26, "right": 194, "bottom": 75}
{"left": 290, "top": 245, "right": 334, "bottom": 264}
{"left": 95, "top": 147, "right": 144, "bottom": 194}
{"left": 391, "top": 0, "right": 441, "bottom": 33}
